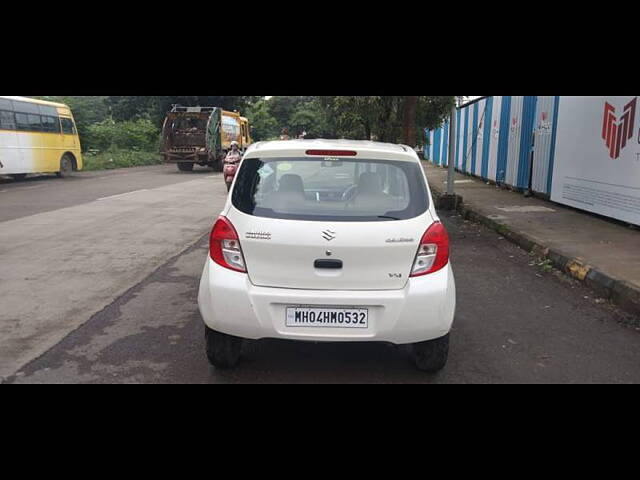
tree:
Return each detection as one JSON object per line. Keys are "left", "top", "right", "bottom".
{"left": 266, "top": 96, "right": 316, "bottom": 130}
{"left": 403, "top": 96, "right": 418, "bottom": 145}
{"left": 246, "top": 99, "right": 279, "bottom": 141}
{"left": 318, "top": 96, "right": 454, "bottom": 145}
{"left": 105, "top": 96, "right": 261, "bottom": 125}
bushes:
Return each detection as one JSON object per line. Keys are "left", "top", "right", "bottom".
{"left": 83, "top": 150, "right": 162, "bottom": 171}
{"left": 84, "top": 118, "right": 160, "bottom": 153}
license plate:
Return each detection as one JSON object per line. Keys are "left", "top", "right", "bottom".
{"left": 286, "top": 306, "right": 368, "bottom": 328}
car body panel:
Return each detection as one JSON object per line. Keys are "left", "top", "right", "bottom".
{"left": 198, "top": 139, "right": 455, "bottom": 345}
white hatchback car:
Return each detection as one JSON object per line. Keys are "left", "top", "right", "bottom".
{"left": 198, "top": 140, "right": 456, "bottom": 371}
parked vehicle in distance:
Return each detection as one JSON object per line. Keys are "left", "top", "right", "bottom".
{"left": 0, "top": 96, "right": 82, "bottom": 180}
{"left": 198, "top": 139, "right": 456, "bottom": 371}
{"left": 161, "top": 105, "right": 251, "bottom": 172}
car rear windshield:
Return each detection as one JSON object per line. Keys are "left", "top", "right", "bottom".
{"left": 232, "top": 157, "right": 429, "bottom": 222}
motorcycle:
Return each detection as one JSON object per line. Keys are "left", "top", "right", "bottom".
{"left": 223, "top": 150, "right": 242, "bottom": 192}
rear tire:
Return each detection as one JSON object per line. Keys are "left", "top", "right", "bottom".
{"left": 212, "top": 155, "right": 224, "bottom": 172}
{"left": 177, "top": 162, "right": 194, "bottom": 172}
{"left": 10, "top": 174, "right": 27, "bottom": 181}
{"left": 57, "top": 154, "right": 73, "bottom": 178}
{"left": 410, "top": 333, "right": 449, "bottom": 372}
{"left": 205, "top": 326, "right": 243, "bottom": 368}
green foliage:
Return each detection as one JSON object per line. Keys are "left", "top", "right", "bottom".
{"left": 246, "top": 100, "right": 279, "bottom": 141}
{"left": 105, "top": 96, "right": 261, "bottom": 125}
{"left": 264, "top": 96, "right": 334, "bottom": 138}
{"left": 318, "top": 96, "right": 454, "bottom": 144}
{"left": 85, "top": 118, "right": 160, "bottom": 152}
{"left": 83, "top": 149, "right": 162, "bottom": 171}
{"left": 267, "top": 96, "right": 315, "bottom": 128}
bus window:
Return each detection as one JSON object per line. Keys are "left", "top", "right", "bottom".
{"left": 0, "top": 99, "right": 13, "bottom": 111}
{"left": 0, "top": 111, "right": 16, "bottom": 130}
{"left": 15, "top": 113, "right": 30, "bottom": 131}
{"left": 13, "top": 101, "right": 40, "bottom": 115}
{"left": 28, "top": 114, "right": 43, "bottom": 131}
{"left": 60, "top": 118, "right": 75, "bottom": 135}
{"left": 42, "top": 116, "right": 60, "bottom": 133}
{"left": 38, "top": 105, "right": 58, "bottom": 117}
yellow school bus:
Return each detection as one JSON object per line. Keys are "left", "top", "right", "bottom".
{"left": 0, "top": 96, "right": 83, "bottom": 180}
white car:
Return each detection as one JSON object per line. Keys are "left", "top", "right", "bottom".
{"left": 198, "top": 140, "right": 456, "bottom": 371}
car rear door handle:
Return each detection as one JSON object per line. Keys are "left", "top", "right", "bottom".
{"left": 314, "top": 259, "right": 343, "bottom": 269}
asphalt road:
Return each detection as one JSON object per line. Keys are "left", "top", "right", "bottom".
{"left": 0, "top": 164, "right": 227, "bottom": 379}
{"left": 0, "top": 164, "right": 213, "bottom": 222}
{"left": 4, "top": 165, "right": 640, "bottom": 383}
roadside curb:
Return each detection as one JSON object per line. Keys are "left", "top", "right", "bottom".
{"left": 428, "top": 179, "right": 640, "bottom": 320}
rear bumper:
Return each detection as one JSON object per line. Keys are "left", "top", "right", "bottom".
{"left": 164, "top": 151, "right": 210, "bottom": 163}
{"left": 197, "top": 258, "right": 456, "bottom": 345}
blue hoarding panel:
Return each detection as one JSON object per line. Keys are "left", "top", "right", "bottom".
{"left": 442, "top": 121, "right": 449, "bottom": 167}
{"left": 462, "top": 107, "right": 469, "bottom": 172}
{"left": 546, "top": 96, "right": 560, "bottom": 194}
{"left": 516, "top": 96, "right": 538, "bottom": 189}
{"left": 497, "top": 96, "right": 511, "bottom": 184}
{"left": 481, "top": 97, "right": 493, "bottom": 179}
{"left": 471, "top": 103, "right": 479, "bottom": 174}
{"left": 455, "top": 109, "right": 462, "bottom": 169}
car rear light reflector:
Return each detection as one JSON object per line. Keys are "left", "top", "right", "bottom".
{"left": 209, "top": 216, "right": 246, "bottom": 273}
{"left": 305, "top": 150, "right": 358, "bottom": 156}
{"left": 410, "top": 221, "right": 450, "bottom": 276}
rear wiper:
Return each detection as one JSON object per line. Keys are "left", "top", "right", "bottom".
{"left": 377, "top": 215, "right": 401, "bottom": 221}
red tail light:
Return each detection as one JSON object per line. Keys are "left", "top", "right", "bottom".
{"left": 410, "top": 221, "right": 450, "bottom": 277}
{"left": 209, "top": 216, "right": 246, "bottom": 273}
{"left": 305, "top": 150, "right": 357, "bottom": 156}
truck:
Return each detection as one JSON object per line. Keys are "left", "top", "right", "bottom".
{"left": 160, "top": 105, "right": 251, "bottom": 172}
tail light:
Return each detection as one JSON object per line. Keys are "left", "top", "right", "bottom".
{"left": 209, "top": 216, "right": 246, "bottom": 273}
{"left": 410, "top": 221, "right": 450, "bottom": 277}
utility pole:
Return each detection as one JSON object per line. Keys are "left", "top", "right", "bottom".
{"left": 440, "top": 96, "right": 463, "bottom": 211}
{"left": 446, "top": 97, "right": 459, "bottom": 195}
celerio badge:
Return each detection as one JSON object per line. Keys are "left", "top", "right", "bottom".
{"left": 246, "top": 231, "right": 271, "bottom": 240}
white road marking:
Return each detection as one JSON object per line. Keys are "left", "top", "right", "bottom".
{"left": 97, "top": 189, "right": 149, "bottom": 201}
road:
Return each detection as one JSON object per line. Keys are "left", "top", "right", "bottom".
{"left": 3, "top": 165, "right": 640, "bottom": 383}
{"left": 0, "top": 165, "right": 226, "bottom": 379}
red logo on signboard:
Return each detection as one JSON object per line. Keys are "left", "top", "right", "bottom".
{"left": 602, "top": 97, "right": 637, "bottom": 159}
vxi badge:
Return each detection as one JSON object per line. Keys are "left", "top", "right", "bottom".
{"left": 602, "top": 97, "right": 637, "bottom": 159}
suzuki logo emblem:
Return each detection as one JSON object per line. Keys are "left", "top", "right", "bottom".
{"left": 602, "top": 97, "right": 637, "bottom": 159}
{"left": 322, "top": 230, "right": 336, "bottom": 241}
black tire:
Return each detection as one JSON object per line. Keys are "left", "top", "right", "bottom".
{"left": 10, "top": 174, "right": 27, "bottom": 181}
{"left": 211, "top": 155, "right": 224, "bottom": 172}
{"left": 57, "top": 154, "right": 73, "bottom": 178}
{"left": 410, "top": 333, "right": 450, "bottom": 372}
{"left": 205, "top": 326, "right": 243, "bottom": 368}
{"left": 177, "top": 162, "right": 194, "bottom": 172}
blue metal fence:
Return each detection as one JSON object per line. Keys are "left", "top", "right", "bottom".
{"left": 424, "top": 96, "right": 560, "bottom": 195}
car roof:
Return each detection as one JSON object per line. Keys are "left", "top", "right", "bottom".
{"left": 245, "top": 139, "right": 419, "bottom": 162}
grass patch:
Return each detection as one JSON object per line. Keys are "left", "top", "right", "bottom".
{"left": 83, "top": 149, "right": 163, "bottom": 171}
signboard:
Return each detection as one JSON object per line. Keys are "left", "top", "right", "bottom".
{"left": 221, "top": 115, "right": 240, "bottom": 143}
{"left": 551, "top": 96, "right": 640, "bottom": 226}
